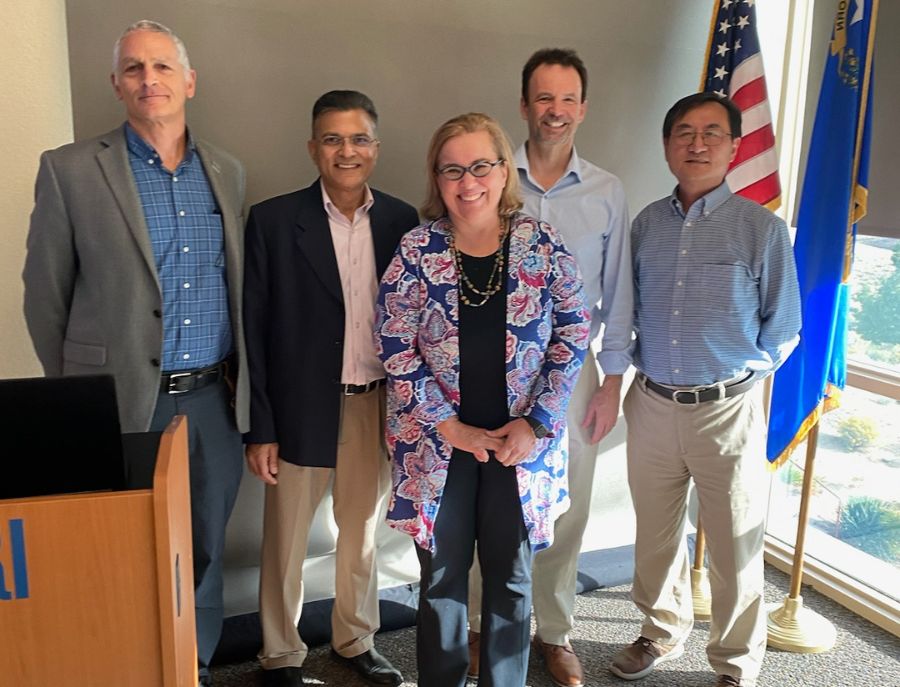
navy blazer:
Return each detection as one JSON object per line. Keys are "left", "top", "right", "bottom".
{"left": 242, "top": 179, "right": 419, "bottom": 467}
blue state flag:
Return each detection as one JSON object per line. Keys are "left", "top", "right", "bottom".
{"left": 767, "top": 0, "right": 877, "bottom": 465}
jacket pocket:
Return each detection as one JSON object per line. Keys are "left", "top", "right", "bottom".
{"left": 62, "top": 339, "right": 107, "bottom": 366}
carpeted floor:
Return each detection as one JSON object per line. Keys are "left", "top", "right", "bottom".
{"left": 211, "top": 565, "right": 900, "bottom": 686}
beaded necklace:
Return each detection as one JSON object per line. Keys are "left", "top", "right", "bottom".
{"left": 448, "top": 216, "right": 509, "bottom": 307}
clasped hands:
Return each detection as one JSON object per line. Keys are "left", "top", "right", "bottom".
{"left": 437, "top": 416, "right": 538, "bottom": 467}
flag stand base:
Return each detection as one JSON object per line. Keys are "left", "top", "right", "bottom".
{"left": 766, "top": 595, "right": 836, "bottom": 653}
{"left": 691, "top": 566, "right": 712, "bottom": 621}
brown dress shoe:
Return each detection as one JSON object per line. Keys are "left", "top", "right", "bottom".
{"left": 467, "top": 629, "right": 480, "bottom": 679}
{"left": 533, "top": 636, "right": 584, "bottom": 687}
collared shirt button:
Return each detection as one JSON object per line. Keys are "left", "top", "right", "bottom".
{"left": 677, "top": 280, "right": 683, "bottom": 287}
{"left": 681, "top": 249, "right": 687, "bottom": 255}
{"left": 184, "top": 318, "right": 191, "bottom": 325}
{"left": 672, "top": 339, "right": 678, "bottom": 345}
{"left": 674, "top": 368, "right": 680, "bottom": 374}
{"left": 147, "top": 159, "right": 155, "bottom": 165}
{"left": 183, "top": 246, "right": 190, "bottom": 252}
{"left": 685, "top": 221, "right": 693, "bottom": 227}
{"left": 673, "top": 309, "right": 680, "bottom": 315}
{"left": 183, "top": 282, "right": 190, "bottom": 288}
{"left": 179, "top": 210, "right": 186, "bottom": 217}
{"left": 183, "top": 353, "right": 190, "bottom": 360}
{"left": 173, "top": 176, "right": 178, "bottom": 182}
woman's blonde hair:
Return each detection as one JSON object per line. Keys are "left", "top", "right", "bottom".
{"left": 421, "top": 113, "right": 523, "bottom": 220}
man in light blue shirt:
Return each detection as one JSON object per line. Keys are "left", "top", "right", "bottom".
{"left": 468, "top": 48, "right": 633, "bottom": 687}
{"left": 610, "top": 93, "right": 800, "bottom": 687}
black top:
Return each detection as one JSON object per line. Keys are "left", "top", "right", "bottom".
{"left": 457, "top": 237, "right": 510, "bottom": 431}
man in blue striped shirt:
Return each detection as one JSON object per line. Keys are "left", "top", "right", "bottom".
{"left": 24, "top": 21, "right": 247, "bottom": 686}
{"left": 609, "top": 93, "right": 800, "bottom": 687}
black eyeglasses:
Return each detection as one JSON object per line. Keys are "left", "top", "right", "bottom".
{"left": 436, "top": 159, "right": 505, "bottom": 181}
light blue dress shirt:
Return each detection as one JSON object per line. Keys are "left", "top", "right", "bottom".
{"left": 632, "top": 182, "right": 801, "bottom": 386}
{"left": 514, "top": 144, "right": 634, "bottom": 375}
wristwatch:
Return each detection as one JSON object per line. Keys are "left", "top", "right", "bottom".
{"left": 523, "top": 416, "right": 550, "bottom": 440}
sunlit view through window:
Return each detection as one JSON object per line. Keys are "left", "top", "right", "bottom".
{"left": 767, "top": 236, "right": 900, "bottom": 603}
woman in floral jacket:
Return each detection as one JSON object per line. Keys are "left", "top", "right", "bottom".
{"left": 375, "top": 113, "right": 589, "bottom": 687}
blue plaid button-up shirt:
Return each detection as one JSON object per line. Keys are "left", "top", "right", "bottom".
{"left": 126, "top": 123, "right": 232, "bottom": 371}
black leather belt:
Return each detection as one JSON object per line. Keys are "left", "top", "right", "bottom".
{"left": 341, "top": 379, "right": 385, "bottom": 396}
{"left": 160, "top": 360, "right": 228, "bottom": 395}
{"left": 641, "top": 373, "right": 755, "bottom": 404}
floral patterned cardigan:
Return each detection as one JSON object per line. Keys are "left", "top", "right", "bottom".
{"left": 375, "top": 213, "right": 590, "bottom": 553}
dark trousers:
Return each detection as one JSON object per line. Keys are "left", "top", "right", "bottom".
{"left": 416, "top": 450, "right": 534, "bottom": 687}
{"left": 150, "top": 378, "right": 244, "bottom": 678}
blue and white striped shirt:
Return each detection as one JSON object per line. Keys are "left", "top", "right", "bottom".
{"left": 126, "top": 124, "right": 232, "bottom": 371}
{"left": 632, "top": 182, "right": 800, "bottom": 386}
{"left": 515, "top": 144, "right": 634, "bottom": 375}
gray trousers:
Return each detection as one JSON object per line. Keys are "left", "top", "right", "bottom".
{"left": 150, "top": 377, "right": 244, "bottom": 678}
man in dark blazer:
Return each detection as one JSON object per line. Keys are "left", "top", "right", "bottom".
{"left": 243, "top": 90, "right": 418, "bottom": 687}
{"left": 22, "top": 21, "right": 246, "bottom": 686}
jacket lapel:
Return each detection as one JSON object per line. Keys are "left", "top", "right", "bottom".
{"left": 369, "top": 193, "right": 396, "bottom": 278}
{"left": 96, "top": 128, "right": 159, "bottom": 290}
{"left": 294, "top": 180, "right": 344, "bottom": 305}
{"left": 196, "top": 139, "right": 244, "bottom": 320}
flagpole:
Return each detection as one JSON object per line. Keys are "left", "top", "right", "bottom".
{"left": 766, "top": 422, "right": 837, "bottom": 652}
{"left": 691, "top": 517, "right": 711, "bottom": 621}
{"left": 690, "top": 0, "right": 726, "bottom": 619}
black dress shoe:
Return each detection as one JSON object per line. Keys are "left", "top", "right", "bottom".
{"left": 261, "top": 665, "right": 304, "bottom": 686}
{"left": 198, "top": 677, "right": 212, "bottom": 687}
{"left": 331, "top": 647, "right": 403, "bottom": 686}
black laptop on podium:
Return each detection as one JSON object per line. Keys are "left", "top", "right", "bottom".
{"left": 0, "top": 375, "right": 128, "bottom": 500}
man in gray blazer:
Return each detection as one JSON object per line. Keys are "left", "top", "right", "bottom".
{"left": 23, "top": 20, "right": 246, "bottom": 686}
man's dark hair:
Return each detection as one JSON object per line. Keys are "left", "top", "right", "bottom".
{"left": 311, "top": 90, "right": 378, "bottom": 132}
{"left": 662, "top": 92, "right": 742, "bottom": 139}
{"left": 521, "top": 48, "right": 588, "bottom": 102}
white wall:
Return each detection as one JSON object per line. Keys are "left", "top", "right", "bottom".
{"left": 0, "top": 0, "right": 73, "bottom": 380}
{"left": 64, "top": 0, "right": 716, "bottom": 215}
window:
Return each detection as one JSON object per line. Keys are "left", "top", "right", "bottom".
{"left": 766, "top": 236, "right": 900, "bottom": 607}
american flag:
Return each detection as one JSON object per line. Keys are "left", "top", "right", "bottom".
{"left": 702, "top": 0, "right": 781, "bottom": 210}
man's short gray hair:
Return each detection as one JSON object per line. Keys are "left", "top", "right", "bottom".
{"left": 112, "top": 20, "right": 191, "bottom": 74}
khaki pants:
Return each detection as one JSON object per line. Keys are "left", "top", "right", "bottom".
{"left": 623, "top": 376, "right": 768, "bottom": 681}
{"left": 257, "top": 388, "right": 391, "bottom": 669}
{"left": 469, "top": 355, "right": 601, "bottom": 645}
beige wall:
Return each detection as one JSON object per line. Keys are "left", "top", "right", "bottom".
{"left": 64, "top": 0, "right": 712, "bottom": 214}
{"left": 0, "top": 0, "right": 72, "bottom": 379}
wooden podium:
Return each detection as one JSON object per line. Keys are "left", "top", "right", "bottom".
{"left": 0, "top": 416, "right": 197, "bottom": 686}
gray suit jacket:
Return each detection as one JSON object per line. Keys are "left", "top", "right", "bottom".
{"left": 23, "top": 125, "right": 249, "bottom": 434}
